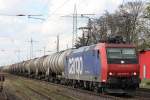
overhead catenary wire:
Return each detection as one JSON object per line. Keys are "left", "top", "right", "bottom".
{"left": 47, "top": 0, "right": 71, "bottom": 18}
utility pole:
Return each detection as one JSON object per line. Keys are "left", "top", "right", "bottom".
{"left": 66, "top": 44, "right": 69, "bottom": 49}
{"left": 30, "top": 38, "right": 33, "bottom": 59}
{"left": 62, "top": 12, "right": 95, "bottom": 48}
{"left": 72, "top": 4, "right": 78, "bottom": 48}
{"left": 43, "top": 46, "right": 46, "bottom": 56}
{"left": 79, "top": 15, "right": 97, "bottom": 45}
{"left": 26, "top": 37, "right": 38, "bottom": 59}
{"left": 15, "top": 49, "right": 21, "bottom": 62}
{"left": 56, "top": 35, "right": 60, "bottom": 52}
{"left": 87, "top": 18, "right": 92, "bottom": 45}
{"left": 79, "top": 26, "right": 89, "bottom": 46}
{"left": 61, "top": 3, "right": 95, "bottom": 47}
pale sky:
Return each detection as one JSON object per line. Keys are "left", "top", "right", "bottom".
{"left": 0, "top": 0, "right": 133, "bottom": 66}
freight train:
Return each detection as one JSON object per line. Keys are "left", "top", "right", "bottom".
{"left": 5, "top": 43, "right": 140, "bottom": 94}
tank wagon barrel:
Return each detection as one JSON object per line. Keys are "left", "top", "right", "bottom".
{"left": 24, "top": 60, "right": 31, "bottom": 74}
{"left": 42, "top": 50, "right": 72, "bottom": 75}
{"left": 22, "top": 61, "right": 27, "bottom": 73}
{"left": 26, "top": 59, "right": 36, "bottom": 74}
{"left": 35, "top": 56, "right": 48, "bottom": 75}
{"left": 6, "top": 49, "right": 72, "bottom": 77}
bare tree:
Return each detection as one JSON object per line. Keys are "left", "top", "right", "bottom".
{"left": 75, "top": 1, "right": 150, "bottom": 50}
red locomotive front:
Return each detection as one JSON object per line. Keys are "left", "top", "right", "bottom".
{"left": 99, "top": 43, "right": 140, "bottom": 93}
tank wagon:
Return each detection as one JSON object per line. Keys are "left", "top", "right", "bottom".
{"left": 6, "top": 43, "right": 140, "bottom": 94}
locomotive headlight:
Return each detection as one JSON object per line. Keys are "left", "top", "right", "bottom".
{"left": 109, "top": 72, "right": 113, "bottom": 76}
{"left": 102, "top": 80, "right": 106, "bottom": 82}
{"left": 133, "top": 72, "right": 137, "bottom": 76}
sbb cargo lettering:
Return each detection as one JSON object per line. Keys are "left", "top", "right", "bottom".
{"left": 68, "top": 57, "right": 83, "bottom": 75}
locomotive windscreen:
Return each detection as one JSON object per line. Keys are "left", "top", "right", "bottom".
{"left": 106, "top": 48, "right": 138, "bottom": 64}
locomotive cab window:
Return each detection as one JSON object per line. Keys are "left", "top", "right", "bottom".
{"left": 122, "top": 48, "right": 136, "bottom": 59}
{"left": 107, "top": 48, "right": 122, "bottom": 59}
{"left": 106, "top": 48, "right": 137, "bottom": 64}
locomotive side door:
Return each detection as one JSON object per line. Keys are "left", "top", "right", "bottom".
{"left": 93, "top": 50, "right": 100, "bottom": 81}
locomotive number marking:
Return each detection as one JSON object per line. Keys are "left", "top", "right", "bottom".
{"left": 68, "top": 57, "right": 83, "bottom": 77}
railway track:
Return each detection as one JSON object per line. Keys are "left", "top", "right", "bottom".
{"left": 7, "top": 74, "right": 80, "bottom": 100}
{"left": 135, "top": 88, "right": 150, "bottom": 99}
{"left": 0, "top": 89, "right": 8, "bottom": 100}
{"left": 43, "top": 81, "right": 124, "bottom": 100}
{"left": 138, "top": 88, "right": 150, "bottom": 92}
{"left": 11, "top": 75, "right": 137, "bottom": 100}
{"left": 8, "top": 74, "right": 150, "bottom": 100}
{"left": 23, "top": 84, "right": 54, "bottom": 100}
